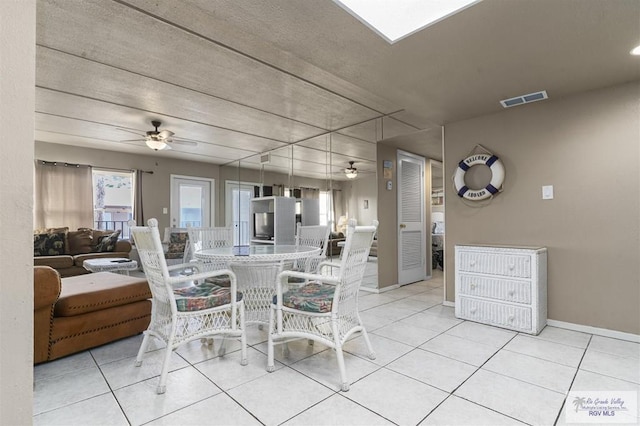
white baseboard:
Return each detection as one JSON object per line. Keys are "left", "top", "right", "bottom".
{"left": 546, "top": 319, "right": 640, "bottom": 343}
{"left": 376, "top": 284, "right": 400, "bottom": 294}
{"left": 442, "top": 301, "right": 455, "bottom": 308}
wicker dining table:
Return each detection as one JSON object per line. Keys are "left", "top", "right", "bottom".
{"left": 194, "top": 245, "right": 322, "bottom": 324}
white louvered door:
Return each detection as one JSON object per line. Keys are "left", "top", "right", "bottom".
{"left": 397, "top": 150, "right": 426, "bottom": 285}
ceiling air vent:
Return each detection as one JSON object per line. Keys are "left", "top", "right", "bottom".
{"left": 260, "top": 152, "right": 271, "bottom": 164}
{"left": 500, "top": 90, "right": 548, "bottom": 108}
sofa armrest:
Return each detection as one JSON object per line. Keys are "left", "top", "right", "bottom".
{"left": 34, "top": 266, "right": 61, "bottom": 364}
{"left": 34, "top": 266, "right": 61, "bottom": 310}
{"left": 115, "top": 239, "right": 132, "bottom": 253}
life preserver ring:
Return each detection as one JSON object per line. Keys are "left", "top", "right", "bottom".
{"left": 454, "top": 153, "right": 505, "bottom": 200}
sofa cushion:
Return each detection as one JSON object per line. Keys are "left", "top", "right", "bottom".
{"left": 34, "top": 232, "right": 67, "bottom": 256}
{"left": 55, "top": 272, "right": 151, "bottom": 317}
{"left": 93, "top": 230, "right": 121, "bottom": 252}
{"left": 34, "top": 255, "right": 74, "bottom": 269}
{"left": 67, "top": 229, "right": 93, "bottom": 255}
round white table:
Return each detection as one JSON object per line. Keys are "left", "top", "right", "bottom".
{"left": 194, "top": 245, "right": 322, "bottom": 324}
{"left": 82, "top": 258, "right": 138, "bottom": 275}
{"left": 194, "top": 245, "right": 321, "bottom": 263}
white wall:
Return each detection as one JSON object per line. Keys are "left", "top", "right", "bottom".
{"left": 0, "top": 1, "right": 36, "bottom": 422}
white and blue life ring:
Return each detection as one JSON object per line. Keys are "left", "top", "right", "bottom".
{"left": 454, "top": 153, "right": 505, "bottom": 201}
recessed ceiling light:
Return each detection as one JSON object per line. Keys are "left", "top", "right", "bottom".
{"left": 631, "top": 45, "right": 640, "bottom": 55}
{"left": 334, "top": 0, "right": 482, "bottom": 44}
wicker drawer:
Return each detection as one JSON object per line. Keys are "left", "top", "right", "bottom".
{"left": 458, "top": 296, "right": 532, "bottom": 332}
{"left": 457, "top": 251, "right": 531, "bottom": 278}
{"left": 458, "top": 274, "right": 531, "bottom": 304}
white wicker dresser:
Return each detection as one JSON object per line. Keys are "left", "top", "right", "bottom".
{"left": 454, "top": 245, "right": 547, "bottom": 335}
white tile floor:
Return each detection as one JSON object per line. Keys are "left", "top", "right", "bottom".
{"left": 33, "top": 270, "right": 640, "bottom": 426}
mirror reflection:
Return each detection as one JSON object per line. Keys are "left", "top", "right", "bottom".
{"left": 221, "top": 117, "right": 380, "bottom": 289}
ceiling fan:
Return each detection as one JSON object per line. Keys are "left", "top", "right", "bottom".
{"left": 118, "top": 120, "right": 198, "bottom": 151}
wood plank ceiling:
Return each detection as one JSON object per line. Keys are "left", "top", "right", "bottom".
{"left": 35, "top": 0, "right": 639, "bottom": 180}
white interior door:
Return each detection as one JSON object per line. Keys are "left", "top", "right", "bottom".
{"left": 397, "top": 150, "right": 426, "bottom": 285}
{"left": 225, "top": 181, "right": 257, "bottom": 246}
{"left": 170, "top": 176, "right": 213, "bottom": 228}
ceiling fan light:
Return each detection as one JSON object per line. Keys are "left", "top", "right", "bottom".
{"left": 145, "top": 139, "right": 168, "bottom": 151}
{"left": 345, "top": 169, "right": 358, "bottom": 179}
{"left": 344, "top": 161, "right": 358, "bottom": 179}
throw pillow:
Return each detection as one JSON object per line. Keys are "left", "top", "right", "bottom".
{"left": 93, "top": 230, "right": 121, "bottom": 252}
{"left": 34, "top": 232, "right": 67, "bottom": 256}
{"left": 166, "top": 232, "right": 189, "bottom": 259}
{"left": 67, "top": 229, "right": 93, "bottom": 254}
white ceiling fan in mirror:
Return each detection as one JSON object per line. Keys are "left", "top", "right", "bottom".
{"left": 118, "top": 120, "right": 198, "bottom": 151}
{"left": 344, "top": 161, "right": 358, "bottom": 179}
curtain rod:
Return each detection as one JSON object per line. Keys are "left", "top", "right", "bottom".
{"left": 37, "top": 160, "right": 153, "bottom": 174}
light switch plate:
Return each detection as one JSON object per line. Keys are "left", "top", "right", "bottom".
{"left": 386, "top": 180, "right": 393, "bottom": 190}
{"left": 542, "top": 185, "right": 554, "bottom": 200}
{"left": 163, "top": 207, "right": 168, "bottom": 214}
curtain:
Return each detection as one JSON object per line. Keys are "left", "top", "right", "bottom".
{"left": 34, "top": 161, "right": 93, "bottom": 230}
{"left": 331, "top": 189, "right": 344, "bottom": 232}
{"left": 300, "top": 187, "right": 319, "bottom": 199}
{"left": 134, "top": 169, "right": 145, "bottom": 225}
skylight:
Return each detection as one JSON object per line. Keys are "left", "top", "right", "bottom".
{"left": 334, "top": 0, "right": 482, "bottom": 44}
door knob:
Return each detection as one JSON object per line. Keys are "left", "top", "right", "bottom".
{"left": 399, "top": 224, "right": 406, "bottom": 229}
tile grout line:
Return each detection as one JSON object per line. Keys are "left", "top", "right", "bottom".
{"left": 553, "top": 334, "right": 593, "bottom": 426}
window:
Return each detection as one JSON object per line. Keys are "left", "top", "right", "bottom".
{"left": 319, "top": 191, "right": 334, "bottom": 227}
{"left": 92, "top": 169, "right": 134, "bottom": 238}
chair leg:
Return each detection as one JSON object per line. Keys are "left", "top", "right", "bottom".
{"left": 156, "top": 346, "right": 173, "bottom": 394}
{"left": 239, "top": 303, "right": 248, "bottom": 366}
{"left": 360, "top": 327, "right": 377, "bottom": 360}
{"left": 218, "top": 338, "right": 227, "bottom": 357}
{"left": 266, "top": 307, "right": 276, "bottom": 372}
{"left": 335, "top": 346, "right": 349, "bottom": 392}
{"left": 134, "top": 332, "right": 151, "bottom": 367}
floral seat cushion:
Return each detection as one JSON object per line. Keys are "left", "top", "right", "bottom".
{"left": 275, "top": 282, "right": 336, "bottom": 313}
{"left": 173, "top": 282, "right": 242, "bottom": 312}
{"left": 204, "top": 274, "right": 232, "bottom": 287}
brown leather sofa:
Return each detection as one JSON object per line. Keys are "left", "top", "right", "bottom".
{"left": 34, "top": 228, "right": 132, "bottom": 277}
{"left": 34, "top": 266, "right": 151, "bottom": 364}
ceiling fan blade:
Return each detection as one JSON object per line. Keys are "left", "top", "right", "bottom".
{"left": 116, "top": 128, "right": 144, "bottom": 137}
{"left": 120, "top": 138, "right": 145, "bottom": 142}
{"left": 172, "top": 139, "right": 198, "bottom": 147}
{"left": 158, "top": 130, "right": 174, "bottom": 139}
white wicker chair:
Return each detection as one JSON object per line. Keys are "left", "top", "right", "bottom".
{"left": 267, "top": 219, "right": 378, "bottom": 391}
{"left": 129, "top": 219, "right": 247, "bottom": 394}
{"left": 186, "top": 226, "right": 234, "bottom": 272}
{"left": 229, "top": 261, "right": 284, "bottom": 326}
{"left": 293, "top": 222, "right": 331, "bottom": 275}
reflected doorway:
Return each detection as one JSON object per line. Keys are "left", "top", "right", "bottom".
{"left": 430, "top": 161, "right": 444, "bottom": 275}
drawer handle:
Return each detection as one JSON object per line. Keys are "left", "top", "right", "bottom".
{"left": 470, "top": 308, "right": 477, "bottom": 314}
{"left": 508, "top": 290, "right": 515, "bottom": 297}
{"left": 508, "top": 264, "right": 515, "bottom": 270}
{"left": 470, "top": 283, "right": 477, "bottom": 290}
{"left": 470, "top": 261, "right": 476, "bottom": 267}
{"left": 508, "top": 315, "right": 515, "bottom": 322}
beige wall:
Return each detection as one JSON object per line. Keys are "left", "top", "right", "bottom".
{"left": 444, "top": 82, "right": 640, "bottom": 334}
{"left": 376, "top": 144, "right": 398, "bottom": 288}
{"left": 343, "top": 175, "right": 377, "bottom": 226}
{"left": 35, "top": 142, "right": 221, "bottom": 230}
{"left": 34, "top": 143, "right": 341, "bottom": 231}
{"left": 0, "top": 0, "right": 35, "bottom": 422}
